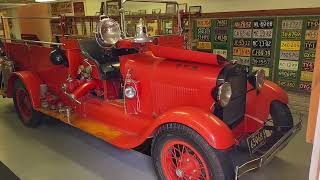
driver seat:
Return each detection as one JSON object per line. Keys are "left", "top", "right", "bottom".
{"left": 78, "top": 39, "right": 120, "bottom": 80}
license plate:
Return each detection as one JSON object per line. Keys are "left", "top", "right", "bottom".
{"left": 247, "top": 128, "right": 266, "bottom": 154}
{"left": 280, "top": 40, "right": 301, "bottom": 51}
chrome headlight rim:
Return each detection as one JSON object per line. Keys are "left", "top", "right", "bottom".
{"left": 124, "top": 86, "right": 137, "bottom": 99}
{"left": 95, "top": 17, "right": 122, "bottom": 48}
{"left": 216, "top": 82, "right": 232, "bottom": 108}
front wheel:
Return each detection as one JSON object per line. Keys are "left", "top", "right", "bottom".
{"left": 152, "top": 123, "right": 234, "bottom": 180}
{"left": 13, "top": 79, "right": 42, "bottom": 128}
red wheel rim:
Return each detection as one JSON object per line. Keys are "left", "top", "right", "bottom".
{"left": 16, "top": 88, "right": 32, "bottom": 121}
{"left": 161, "top": 139, "right": 210, "bottom": 180}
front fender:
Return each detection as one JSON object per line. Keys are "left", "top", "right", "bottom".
{"left": 152, "top": 106, "right": 235, "bottom": 150}
{"left": 7, "top": 71, "right": 42, "bottom": 107}
{"left": 247, "top": 80, "right": 289, "bottom": 121}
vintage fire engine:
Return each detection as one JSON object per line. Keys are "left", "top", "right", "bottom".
{"left": 0, "top": 1, "right": 301, "bottom": 180}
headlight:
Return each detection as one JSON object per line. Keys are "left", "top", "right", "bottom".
{"left": 212, "top": 82, "right": 232, "bottom": 107}
{"left": 95, "top": 18, "right": 121, "bottom": 48}
{"left": 124, "top": 86, "right": 136, "bottom": 99}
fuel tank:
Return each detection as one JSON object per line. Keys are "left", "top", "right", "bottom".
{"left": 120, "top": 50, "right": 225, "bottom": 118}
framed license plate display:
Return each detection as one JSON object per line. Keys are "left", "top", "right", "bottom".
{"left": 230, "top": 18, "right": 276, "bottom": 78}
{"left": 192, "top": 15, "right": 319, "bottom": 93}
{"left": 274, "top": 17, "right": 319, "bottom": 92}
{"left": 211, "top": 19, "right": 231, "bottom": 59}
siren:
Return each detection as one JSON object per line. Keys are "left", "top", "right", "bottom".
{"left": 133, "top": 18, "right": 152, "bottom": 44}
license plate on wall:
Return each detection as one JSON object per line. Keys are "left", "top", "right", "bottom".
{"left": 247, "top": 128, "right": 267, "bottom": 155}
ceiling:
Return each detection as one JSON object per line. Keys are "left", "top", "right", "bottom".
{"left": 0, "top": 0, "right": 69, "bottom": 9}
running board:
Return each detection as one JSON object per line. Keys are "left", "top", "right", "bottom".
{"left": 36, "top": 108, "right": 137, "bottom": 148}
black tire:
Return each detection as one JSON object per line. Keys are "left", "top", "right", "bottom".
{"left": 13, "top": 79, "right": 42, "bottom": 128}
{"left": 152, "top": 123, "right": 234, "bottom": 180}
{"left": 270, "top": 100, "right": 294, "bottom": 133}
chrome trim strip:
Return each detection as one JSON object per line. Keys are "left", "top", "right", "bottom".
{"left": 0, "top": 38, "right": 64, "bottom": 46}
{"left": 235, "top": 118, "right": 302, "bottom": 179}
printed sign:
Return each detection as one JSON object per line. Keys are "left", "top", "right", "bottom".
{"left": 234, "top": 21, "right": 252, "bottom": 29}
{"left": 281, "top": 30, "right": 302, "bottom": 40}
{"left": 252, "top": 49, "right": 271, "bottom": 57}
{"left": 278, "top": 70, "right": 297, "bottom": 80}
{"left": 233, "top": 39, "right": 251, "bottom": 47}
{"left": 252, "top": 39, "right": 272, "bottom": 48}
{"left": 302, "top": 61, "right": 314, "bottom": 72}
{"left": 304, "top": 41, "right": 317, "bottom": 51}
{"left": 253, "top": 19, "right": 273, "bottom": 29}
{"left": 252, "top": 67, "right": 270, "bottom": 77}
{"left": 278, "top": 60, "right": 299, "bottom": 71}
{"left": 300, "top": 71, "right": 313, "bottom": 81}
{"left": 281, "top": 20, "right": 303, "bottom": 30}
{"left": 215, "top": 35, "right": 228, "bottom": 42}
{"left": 233, "top": 29, "right": 252, "bottom": 38}
{"left": 304, "top": 51, "right": 316, "bottom": 59}
{"left": 299, "top": 82, "right": 312, "bottom": 91}
{"left": 197, "top": 42, "right": 212, "bottom": 50}
{"left": 217, "top": 19, "right": 228, "bottom": 27}
{"left": 251, "top": 57, "right": 271, "bottom": 67}
{"left": 305, "top": 30, "right": 318, "bottom": 40}
{"left": 197, "top": 19, "right": 211, "bottom": 28}
{"left": 280, "top": 50, "right": 300, "bottom": 60}
{"left": 233, "top": 56, "right": 251, "bottom": 66}
{"left": 278, "top": 80, "right": 296, "bottom": 89}
{"left": 307, "top": 19, "right": 320, "bottom": 30}
{"left": 280, "top": 41, "right": 301, "bottom": 51}
{"left": 252, "top": 29, "right": 273, "bottom": 38}
{"left": 233, "top": 47, "right": 251, "bottom": 56}
{"left": 213, "top": 49, "right": 228, "bottom": 58}
{"left": 197, "top": 27, "right": 211, "bottom": 41}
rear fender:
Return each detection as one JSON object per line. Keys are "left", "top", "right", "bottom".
{"left": 246, "top": 80, "right": 289, "bottom": 121}
{"left": 7, "top": 71, "right": 42, "bottom": 107}
{"left": 153, "top": 106, "right": 235, "bottom": 150}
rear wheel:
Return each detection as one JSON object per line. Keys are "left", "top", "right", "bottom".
{"left": 13, "top": 79, "right": 42, "bottom": 128}
{"left": 152, "top": 123, "right": 234, "bottom": 180}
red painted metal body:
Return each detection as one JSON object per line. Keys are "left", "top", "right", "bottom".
{"left": 2, "top": 37, "right": 289, "bottom": 150}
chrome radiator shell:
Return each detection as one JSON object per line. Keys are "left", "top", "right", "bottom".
{"left": 0, "top": 56, "right": 14, "bottom": 92}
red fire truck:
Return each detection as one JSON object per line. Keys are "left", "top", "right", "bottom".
{"left": 0, "top": 1, "right": 301, "bottom": 179}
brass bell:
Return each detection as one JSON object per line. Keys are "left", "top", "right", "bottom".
{"left": 133, "top": 18, "right": 152, "bottom": 43}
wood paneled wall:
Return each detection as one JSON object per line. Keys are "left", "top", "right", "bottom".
{"left": 307, "top": 28, "right": 320, "bottom": 143}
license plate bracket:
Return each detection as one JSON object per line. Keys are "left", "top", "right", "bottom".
{"left": 247, "top": 128, "right": 267, "bottom": 155}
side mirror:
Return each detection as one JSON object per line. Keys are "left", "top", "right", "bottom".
{"left": 248, "top": 69, "right": 265, "bottom": 95}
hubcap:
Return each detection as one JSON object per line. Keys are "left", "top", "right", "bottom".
{"left": 175, "top": 168, "right": 183, "bottom": 177}
{"left": 161, "top": 139, "right": 210, "bottom": 180}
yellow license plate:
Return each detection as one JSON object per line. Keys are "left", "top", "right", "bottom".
{"left": 233, "top": 47, "right": 251, "bottom": 57}
{"left": 197, "top": 42, "right": 212, "bottom": 50}
{"left": 280, "top": 41, "right": 301, "bottom": 51}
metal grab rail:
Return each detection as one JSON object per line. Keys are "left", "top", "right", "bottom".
{"left": 0, "top": 38, "right": 64, "bottom": 46}
{"left": 1, "top": 16, "right": 60, "bottom": 20}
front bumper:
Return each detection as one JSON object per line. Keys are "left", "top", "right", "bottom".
{"left": 234, "top": 118, "right": 302, "bottom": 179}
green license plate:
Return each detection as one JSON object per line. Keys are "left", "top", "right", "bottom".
{"left": 247, "top": 128, "right": 267, "bottom": 154}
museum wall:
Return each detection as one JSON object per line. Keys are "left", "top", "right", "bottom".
{"left": 16, "top": 3, "right": 52, "bottom": 42}
{"left": 84, "top": 0, "right": 320, "bottom": 15}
